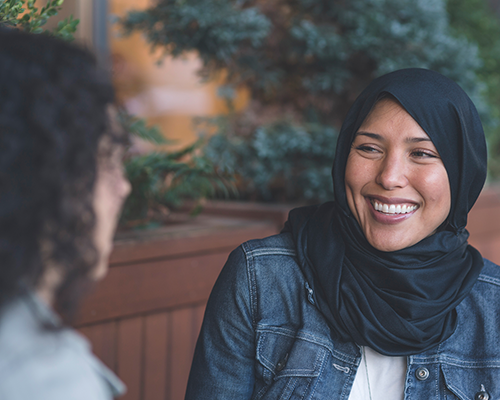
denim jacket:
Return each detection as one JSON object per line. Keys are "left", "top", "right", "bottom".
{"left": 185, "top": 232, "right": 500, "bottom": 400}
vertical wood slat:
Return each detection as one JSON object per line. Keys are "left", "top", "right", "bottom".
{"left": 192, "top": 303, "right": 206, "bottom": 346}
{"left": 78, "top": 321, "right": 117, "bottom": 371}
{"left": 78, "top": 288, "right": 212, "bottom": 400}
{"left": 117, "top": 317, "right": 144, "bottom": 400}
{"left": 74, "top": 218, "right": 280, "bottom": 400}
{"left": 169, "top": 308, "right": 192, "bottom": 400}
{"left": 168, "top": 306, "right": 205, "bottom": 400}
{"left": 143, "top": 313, "right": 170, "bottom": 400}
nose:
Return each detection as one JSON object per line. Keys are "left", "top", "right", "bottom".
{"left": 375, "top": 154, "right": 408, "bottom": 190}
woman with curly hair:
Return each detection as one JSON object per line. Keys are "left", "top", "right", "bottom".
{"left": 0, "top": 30, "right": 130, "bottom": 399}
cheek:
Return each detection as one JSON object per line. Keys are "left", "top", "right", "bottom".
{"left": 420, "top": 167, "right": 451, "bottom": 219}
{"left": 344, "top": 154, "right": 367, "bottom": 220}
{"left": 93, "top": 172, "right": 129, "bottom": 239}
{"left": 345, "top": 154, "right": 373, "bottom": 195}
{"left": 104, "top": 171, "right": 130, "bottom": 212}
{"left": 345, "top": 153, "right": 361, "bottom": 190}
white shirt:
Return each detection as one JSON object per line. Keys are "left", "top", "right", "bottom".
{"left": 349, "top": 346, "right": 407, "bottom": 400}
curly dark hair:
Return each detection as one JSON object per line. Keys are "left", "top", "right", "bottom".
{"left": 0, "top": 29, "right": 119, "bottom": 320}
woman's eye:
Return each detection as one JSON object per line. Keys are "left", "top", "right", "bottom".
{"left": 411, "top": 150, "right": 438, "bottom": 158}
{"left": 356, "top": 145, "right": 379, "bottom": 153}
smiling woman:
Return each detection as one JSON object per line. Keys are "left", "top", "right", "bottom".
{"left": 345, "top": 97, "right": 451, "bottom": 252}
{"left": 185, "top": 69, "right": 499, "bottom": 400}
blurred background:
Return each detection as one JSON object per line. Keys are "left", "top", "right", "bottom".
{"left": 7, "top": 1, "right": 500, "bottom": 399}
{"left": 55, "top": 0, "right": 500, "bottom": 214}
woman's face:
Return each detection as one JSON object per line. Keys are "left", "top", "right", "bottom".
{"left": 344, "top": 98, "right": 451, "bottom": 252}
{"left": 36, "top": 111, "right": 131, "bottom": 305}
{"left": 91, "top": 124, "right": 131, "bottom": 280}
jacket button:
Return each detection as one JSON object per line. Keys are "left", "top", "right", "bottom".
{"left": 415, "top": 367, "right": 429, "bottom": 381}
{"left": 475, "top": 391, "right": 489, "bottom": 400}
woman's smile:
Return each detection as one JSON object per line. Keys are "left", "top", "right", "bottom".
{"left": 344, "top": 97, "right": 451, "bottom": 252}
{"left": 366, "top": 196, "right": 418, "bottom": 225}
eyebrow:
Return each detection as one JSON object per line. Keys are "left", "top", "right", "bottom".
{"left": 355, "top": 131, "right": 432, "bottom": 143}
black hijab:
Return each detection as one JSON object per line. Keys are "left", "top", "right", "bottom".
{"left": 284, "top": 68, "right": 487, "bottom": 356}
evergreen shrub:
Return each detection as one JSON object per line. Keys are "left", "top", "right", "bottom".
{"left": 121, "top": 0, "right": 495, "bottom": 202}
{"left": 0, "top": 0, "right": 78, "bottom": 41}
{"left": 117, "top": 113, "right": 234, "bottom": 227}
{"left": 447, "top": 0, "right": 500, "bottom": 178}
{"left": 200, "top": 118, "right": 337, "bottom": 202}
{"left": 0, "top": 2, "right": 228, "bottom": 227}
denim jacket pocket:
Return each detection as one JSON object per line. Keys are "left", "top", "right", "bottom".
{"left": 254, "top": 328, "right": 328, "bottom": 400}
{"left": 441, "top": 363, "right": 500, "bottom": 400}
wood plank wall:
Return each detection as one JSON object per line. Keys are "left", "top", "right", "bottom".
{"left": 75, "top": 216, "right": 278, "bottom": 400}
{"left": 74, "top": 190, "right": 500, "bottom": 400}
{"left": 79, "top": 305, "right": 206, "bottom": 400}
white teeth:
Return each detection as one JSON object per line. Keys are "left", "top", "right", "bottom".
{"left": 372, "top": 201, "right": 417, "bottom": 214}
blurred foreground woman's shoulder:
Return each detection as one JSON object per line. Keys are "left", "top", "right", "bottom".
{"left": 0, "top": 293, "right": 124, "bottom": 400}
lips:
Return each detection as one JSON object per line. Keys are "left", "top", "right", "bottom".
{"left": 372, "top": 200, "right": 418, "bottom": 215}
{"left": 365, "top": 196, "right": 419, "bottom": 224}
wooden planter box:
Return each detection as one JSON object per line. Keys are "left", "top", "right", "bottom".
{"left": 467, "top": 187, "right": 500, "bottom": 263}
{"left": 75, "top": 215, "right": 278, "bottom": 400}
{"left": 75, "top": 189, "right": 500, "bottom": 400}
{"left": 194, "top": 200, "right": 296, "bottom": 230}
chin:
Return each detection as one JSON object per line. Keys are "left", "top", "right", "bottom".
{"left": 90, "top": 257, "right": 110, "bottom": 281}
{"left": 366, "top": 235, "right": 413, "bottom": 252}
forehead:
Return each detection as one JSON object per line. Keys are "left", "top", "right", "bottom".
{"left": 356, "top": 98, "right": 431, "bottom": 141}
{"left": 363, "top": 98, "right": 405, "bottom": 121}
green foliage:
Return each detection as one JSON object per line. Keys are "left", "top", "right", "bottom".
{"left": 117, "top": 109, "right": 234, "bottom": 227}
{"left": 118, "top": 109, "right": 169, "bottom": 146}
{"left": 120, "top": 0, "right": 271, "bottom": 68}
{"left": 0, "top": 0, "right": 79, "bottom": 41}
{"left": 446, "top": 0, "right": 500, "bottom": 178}
{"left": 121, "top": 0, "right": 495, "bottom": 202}
{"left": 120, "top": 0, "right": 488, "bottom": 124}
{"left": 202, "top": 117, "right": 337, "bottom": 202}
{"left": 120, "top": 139, "right": 234, "bottom": 227}
{"left": 0, "top": 0, "right": 226, "bottom": 226}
